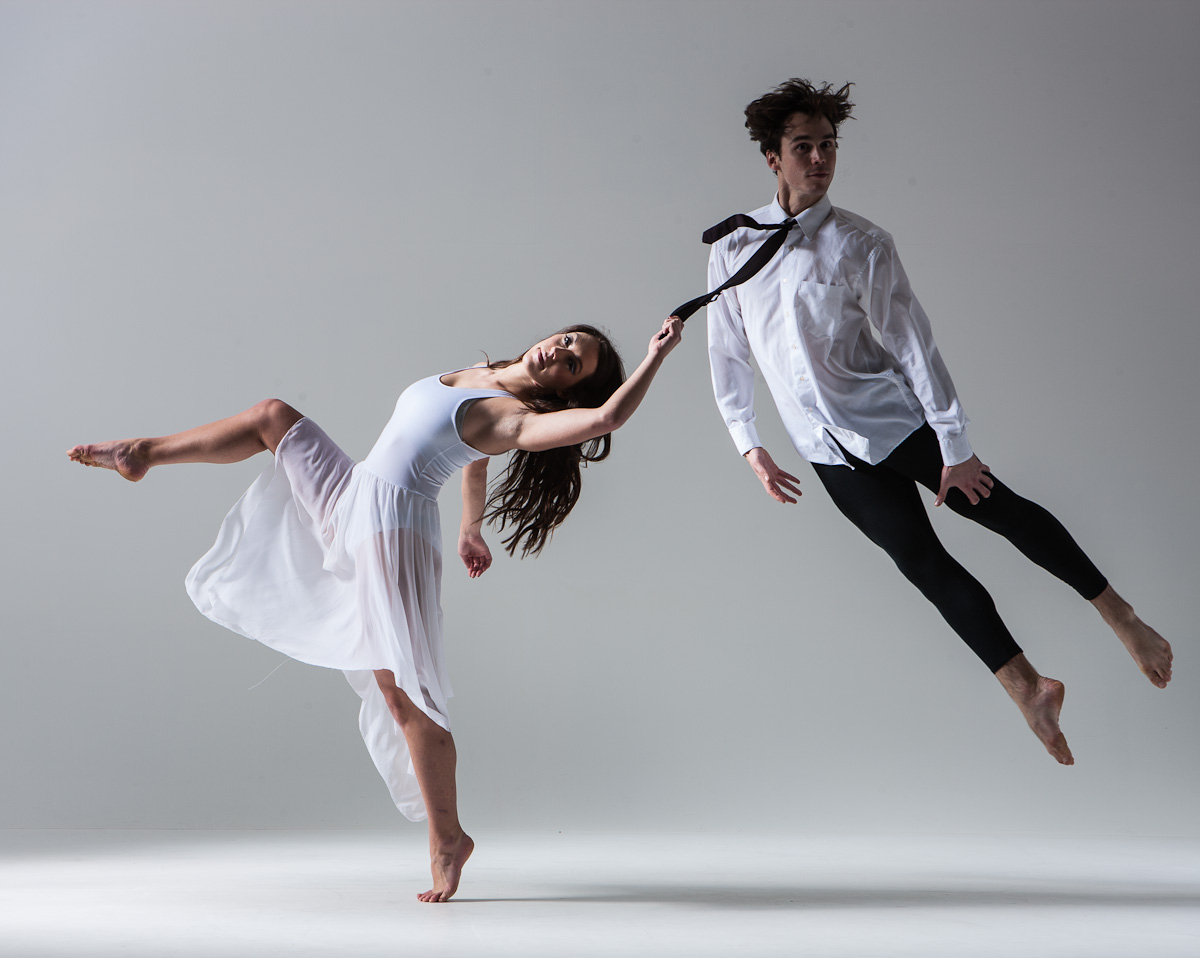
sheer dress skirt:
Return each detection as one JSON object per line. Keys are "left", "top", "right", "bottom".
{"left": 186, "top": 417, "right": 452, "bottom": 821}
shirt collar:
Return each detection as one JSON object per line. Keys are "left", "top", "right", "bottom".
{"left": 770, "top": 193, "right": 833, "bottom": 241}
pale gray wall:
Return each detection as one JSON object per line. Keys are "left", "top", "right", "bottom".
{"left": 3, "top": 0, "right": 1196, "bottom": 836}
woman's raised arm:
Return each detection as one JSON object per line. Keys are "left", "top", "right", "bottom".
{"left": 504, "top": 317, "right": 683, "bottom": 453}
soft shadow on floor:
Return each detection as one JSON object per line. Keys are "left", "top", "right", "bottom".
{"left": 457, "top": 883, "right": 1200, "bottom": 909}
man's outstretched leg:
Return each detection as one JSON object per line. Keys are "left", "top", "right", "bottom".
{"left": 813, "top": 455, "right": 1078, "bottom": 764}
{"left": 883, "top": 425, "right": 1175, "bottom": 692}
{"left": 1090, "top": 585, "right": 1173, "bottom": 688}
{"left": 994, "top": 653, "right": 1073, "bottom": 765}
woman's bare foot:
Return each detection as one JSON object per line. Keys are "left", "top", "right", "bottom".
{"left": 996, "top": 655, "right": 1074, "bottom": 765}
{"left": 1091, "top": 587, "right": 1172, "bottom": 689}
{"left": 66, "top": 440, "right": 150, "bottom": 482}
{"left": 417, "top": 832, "right": 474, "bottom": 903}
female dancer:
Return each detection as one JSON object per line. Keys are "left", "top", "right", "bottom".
{"left": 68, "top": 316, "right": 684, "bottom": 902}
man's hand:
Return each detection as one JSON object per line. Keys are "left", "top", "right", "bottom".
{"left": 935, "top": 454, "right": 994, "bottom": 507}
{"left": 745, "top": 446, "right": 803, "bottom": 504}
{"left": 458, "top": 531, "right": 493, "bottom": 578}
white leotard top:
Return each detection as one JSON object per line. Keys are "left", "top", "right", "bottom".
{"left": 360, "top": 373, "right": 512, "bottom": 500}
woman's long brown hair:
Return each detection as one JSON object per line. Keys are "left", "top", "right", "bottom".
{"left": 485, "top": 324, "right": 625, "bottom": 557}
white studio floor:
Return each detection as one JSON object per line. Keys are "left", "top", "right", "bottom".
{"left": 1, "top": 830, "right": 1197, "bottom": 958}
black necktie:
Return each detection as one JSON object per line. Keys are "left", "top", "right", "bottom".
{"left": 671, "top": 214, "right": 797, "bottom": 323}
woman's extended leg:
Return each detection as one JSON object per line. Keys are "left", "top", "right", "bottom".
{"left": 373, "top": 670, "right": 473, "bottom": 903}
{"left": 67, "top": 399, "right": 303, "bottom": 480}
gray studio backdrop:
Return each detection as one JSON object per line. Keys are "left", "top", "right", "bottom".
{"left": 3, "top": 0, "right": 1196, "bottom": 836}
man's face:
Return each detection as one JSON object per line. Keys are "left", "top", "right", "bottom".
{"left": 767, "top": 112, "right": 837, "bottom": 214}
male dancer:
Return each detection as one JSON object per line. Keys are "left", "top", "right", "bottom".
{"left": 706, "top": 79, "right": 1172, "bottom": 763}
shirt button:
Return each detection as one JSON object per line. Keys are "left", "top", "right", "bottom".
{"left": 799, "top": 375, "right": 807, "bottom": 381}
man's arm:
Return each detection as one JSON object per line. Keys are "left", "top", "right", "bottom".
{"left": 706, "top": 244, "right": 760, "bottom": 455}
{"left": 865, "top": 238, "right": 972, "bottom": 464}
{"left": 865, "top": 238, "right": 991, "bottom": 505}
{"left": 707, "top": 244, "right": 801, "bottom": 503}
{"left": 744, "top": 446, "right": 804, "bottom": 504}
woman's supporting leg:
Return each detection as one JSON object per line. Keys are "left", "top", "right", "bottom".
{"left": 373, "top": 670, "right": 473, "bottom": 903}
{"left": 67, "top": 399, "right": 303, "bottom": 480}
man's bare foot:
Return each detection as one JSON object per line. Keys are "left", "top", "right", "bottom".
{"left": 996, "top": 655, "right": 1074, "bottom": 765}
{"left": 1113, "top": 617, "right": 1173, "bottom": 688}
{"left": 1016, "top": 676, "right": 1074, "bottom": 765}
{"left": 417, "top": 832, "right": 473, "bottom": 903}
{"left": 1092, "top": 587, "right": 1173, "bottom": 689}
{"left": 66, "top": 440, "right": 150, "bottom": 482}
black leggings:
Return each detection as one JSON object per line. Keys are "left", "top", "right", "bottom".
{"left": 811, "top": 425, "right": 1108, "bottom": 672}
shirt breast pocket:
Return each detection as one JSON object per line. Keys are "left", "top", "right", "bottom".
{"left": 795, "top": 280, "right": 847, "bottom": 351}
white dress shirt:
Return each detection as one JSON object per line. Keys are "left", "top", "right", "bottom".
{"left": 707, "top": 194, "right": 973, "bottom": 468}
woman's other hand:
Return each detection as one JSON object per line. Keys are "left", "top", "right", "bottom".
{"left": 458, "top": 531, "right": 493, "bottom": 577}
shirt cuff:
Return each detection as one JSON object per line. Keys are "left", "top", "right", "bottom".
{"left": 729, "top": 421, "right": 762, "bottom": 457}
{"left": 939, "top": 430, "right": 974, "bottom": 467}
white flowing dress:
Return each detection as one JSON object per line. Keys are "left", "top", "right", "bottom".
{"left": 185, "top": 373, "right": 511, "bottom": 821}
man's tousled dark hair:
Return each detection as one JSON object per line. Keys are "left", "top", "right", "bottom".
{"left": 484, "top": 324, "right": 625, "bottom": 558}
{"left": 744, "top": 79, "right": 855, "bottom": 157}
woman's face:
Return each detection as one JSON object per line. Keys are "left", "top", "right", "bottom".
{"left": 523, "top": 331, "right": 599, "bottom": 395}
